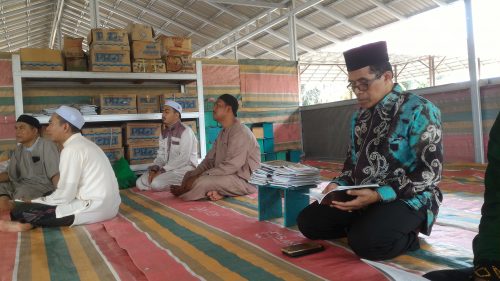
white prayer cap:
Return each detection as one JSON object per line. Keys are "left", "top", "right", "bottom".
{"left": 55, "top": 105, "right": 85, "bottom": 129}
{"left": 165, "top": 100, "right": 182, "bottom": 114}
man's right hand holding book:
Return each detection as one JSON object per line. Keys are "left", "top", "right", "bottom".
{"left": 321, "top": 183, "right": 381, "bottom": 212}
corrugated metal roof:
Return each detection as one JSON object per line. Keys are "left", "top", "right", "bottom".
{"left": 2, "top": 0, "right": 485, "bottom": 82}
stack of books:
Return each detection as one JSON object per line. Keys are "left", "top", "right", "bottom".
{"left": 76, "top": 104, "right": 98, "bottom": 115}
{"left": 250, "top": 160, "right": 320, "bottom": 187}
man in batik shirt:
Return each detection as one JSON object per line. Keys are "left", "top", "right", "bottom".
{"left": 297, "top": 41, "right": 443, "bottom": 260}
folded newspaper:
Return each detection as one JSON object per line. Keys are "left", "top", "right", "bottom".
{"left": 249, "top": 160, "right": 320, "bottom": 187}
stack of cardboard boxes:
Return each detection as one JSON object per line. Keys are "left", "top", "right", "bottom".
{"left": 128, "top": 24, "right": 165, "bottom": 73}
{"left": 82, "top": 127, "right": 124, "bottom": 164}
{"left": 63, "top": 37, "right": 87, "bottom": 71}
{"left": 124, "top": 122, "right": 161, "bottom": 165}
{"left": 156, "top": 35, "right": 194, "bottom": 73}
{"left": 88, "top": 28, "right": 131, "bottom": 72}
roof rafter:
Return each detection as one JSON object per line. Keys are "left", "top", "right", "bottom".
{"left": 193, "top": 0, "right": 326, "bottom": 58}
{"left": 201, "top": 0, "right": 288, "bottom": 9}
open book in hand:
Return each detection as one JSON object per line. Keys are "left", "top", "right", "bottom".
{"left": 309, "top": 184, "right": 379, "bottom": 204}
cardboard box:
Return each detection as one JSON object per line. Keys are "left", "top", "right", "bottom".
{"left": 159, "top": 93, "right": 175, "bottom": 109}
{"left": 124, "top": 122, "right": 161, "bottom": 145}
{"left": 87, "top": 28, "right": 129, "bottom": 46}
{"left": 137, "top": 95, "right": 160, "bottom": 113}
{"left": 126, "top": 144, "right": 158, "bottom": 165}
{"left": 132, "top": 59, "right": 166, "bottom": 73}
{"left": 102, "top": 147, "right": 124, "bottom": 164}
{"left": 157, "top": 35, "right": 192, "bottom": 57}
{"left": 127, "top": 23, "right": 154, "bottom": 42}
{"left": 89, "top": 47, "right": 131, "bottom": 72}
{"left": 82, "top": 127, "right": 123, "bottom": 149}
{"left": 20, "top": 48, "right": 64, "bottom": 71}
{"left": 63, "top": 37, "right": 84, "bottom": 57}
{"left": 131, "top": 41, "right": 161, "bottom": 59}
{"left": 100, "top": 94, "right": 137, "bottom": 114}
{"left": 252, "top": 127, "right": 264, "bottom": 139}
{"left": 183, "top": 120, "right": 198, "bottom": 136}
{"left": 90, "top": 43, "right": 130, "bottom": 51}
{"left": 164, "top": 97, "right": 198, "bottom": 112}
{"left": 65, "top": 56, "right": 87, "bottom": 71}
{"left": 165, "top": 55, "right": 195, "bottom": 73}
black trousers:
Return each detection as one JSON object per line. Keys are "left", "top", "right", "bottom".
{"left": 297, "top": 200, "right": 426, "bottom": 260}
{"left": 422, "top": 267, "right": 474, "bottom": 281}
{"left": 10, "top": 202, "right": 74, "bottom": 228}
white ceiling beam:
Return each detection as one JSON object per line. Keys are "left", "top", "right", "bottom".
{"left": 245, "top": 40, "right": 289, "bottom": 59}
{"left": 0, "top": 1, "right": 53, "bottom": 19}
{"left": 1, "top": 17, "right": 47, "bottom": 36}
{"left": 49, "top": 0, "right": 65, "bottom": 48}
{"left": 152, "top": 0, "right": 291, "bottom": 60}
{"left": 202, "top": 1, "right": 317, "bottom": 54}
{"left": 194, "top": 0, "right": 325, "bottom": 58}
{"left": 295, "top": 19, "right": 339, "bottom": 43}
{"left": 117, "top": 0, "right": 213, "bottom": 41}
{"left": 1, "top": 32, "right": 47, "bottom": 49}
{"left": 201, "top": 0, "right": 288, "bottom": 9}
{"left": 0, "top": 39, "right": 47, "bottom": 51}
{"left": 369, "top": 0, "right": 405, "bottom": 20}
{"left": 312, "top": 4, "right": 368, "bottom": 33}
{"left": 155, "top": 0, "right": 224, "bottom": 33}
{"left": 2, "top": 25, "right": 50, "bottom": 42}
{"left": 99, "top": 1, "right": 259, "bottom": 58}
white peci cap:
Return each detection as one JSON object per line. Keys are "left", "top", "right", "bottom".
{"left": 55, "top": 105, "right": 85, "bottom": 129}
{"left": 165, "top": 100, "right": 182, "bottom": 114}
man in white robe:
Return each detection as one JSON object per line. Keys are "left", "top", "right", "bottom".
{"left": 0, "top": 106, "right": 121, "bottom": 232}
{"left": 136, "top": 100, "right": 198, "bottom": 191}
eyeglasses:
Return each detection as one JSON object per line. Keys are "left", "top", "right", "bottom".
{"left": 346, "top": 73, "right": 383, "bottom": 92}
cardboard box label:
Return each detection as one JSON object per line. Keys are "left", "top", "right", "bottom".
{"left": 82, "top": 127, "right": 122, "bottom": 149}
{"left": 137, "top": 95, "right": 160, "bottom": 113}
{"left": 165, "top": 97, "right": 198, "bottom": 112}
{"left": 90, "top": 49, "right": 131, "bottom": 72}
{"left": 88, "top": 29, "right": 129, "bottom": 46}
{"left": 157, "top": 36, "right": 192, "bottom": 57}
{"left": 132, "top": 59, "right": 166, "bottom": 73}
{"left": 100, "top": 94, "right": 137, "bottom": 114}
{"left": 125, "top": 123, "right": 161, "bottom": 145}
{"left": 126, "top": 145, "right": 159, "bottom": 164}
{"left": 132, "top": 41, "right": 161, "bottom": 59}
{"left": 165, "top": 55, "right": 195, "bottom": 73}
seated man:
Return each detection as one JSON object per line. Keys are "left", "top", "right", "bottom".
{"left": 0, "top": 115, "right": 60, "bottom": 213}
{"left": 297, "top": 41, "right": 443, "bottom": 260}
{"left": 172, "top": 94, "right": 260, "bottom": 201}
{"left": 424, "top": 112, "right": 500, "bottom": 281}
{"left": 0, "top": 106, "right": 121, "bottom": 232}
{"left": 136, "top": 100, "right": 198, "bottom": 191}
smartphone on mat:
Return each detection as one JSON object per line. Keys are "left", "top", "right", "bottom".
{"left": 281, "top": 242, "right": 325, "bottom": 257}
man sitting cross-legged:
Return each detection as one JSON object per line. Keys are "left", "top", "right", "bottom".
{"left": 0, "top": 106, "right": 121, "bottom": 232}
{"left": 171, "top": 94, "right": 261, "bottom": 201}
{"left": 0, "top": 115, "right": 60, "bottom": 214}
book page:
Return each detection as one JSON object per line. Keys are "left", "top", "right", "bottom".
{"left": 309, "top": 184, "right": 379, "bottom": 204}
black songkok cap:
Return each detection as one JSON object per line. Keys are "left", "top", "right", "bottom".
{"left": 218, "top": 94, "right": 239, "bottom": 117}
{"left": 343, "top": 41, "right": 389, "bottom": 72}
{"left": 16, "top": 114, "right": 41, "bottom": 130}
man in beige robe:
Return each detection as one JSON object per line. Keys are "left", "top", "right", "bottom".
{"left": 172, "top": 94, "right": 260, "bottom": 201}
